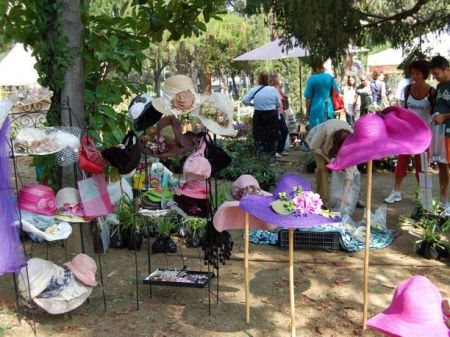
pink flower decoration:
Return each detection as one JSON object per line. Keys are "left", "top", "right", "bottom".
{"left": 292, "top": 191, "right": 322, "bottom": 215}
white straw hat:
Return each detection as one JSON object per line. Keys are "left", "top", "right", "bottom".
{"left": 193, "top": 93, "right": 237, "bottom": 137}
{"left": 18, "top": 258, "right": 61, "bottom": 299}
{"left": 152, "top": 75, "right": 206, "bottom": 116}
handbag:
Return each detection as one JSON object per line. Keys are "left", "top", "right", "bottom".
{"left": 330, "top": 80, "right": 344, "bottom": 111}
{"left": 431, "top": 123, "right": 447, "bottom": 164}
{"left": 101, "top": 131, "right": 141, "bottom": 175}
{"left": 78, "top": 173, "right": 114, "bottom": 217}
{"left": 79, "top": 135, "right": 107, "bottom": 174}
{"left": 203, "top": 133, "right": 231, "bottom": 176}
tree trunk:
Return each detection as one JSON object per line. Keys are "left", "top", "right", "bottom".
{"left": 231, "top": 73, "right": 238, "bottom": 99}
{"left": 60, "top": 0, "right": 89, "bottom": 255}
{"left": 203, "top": 72, "right": 212, "bottom": 95}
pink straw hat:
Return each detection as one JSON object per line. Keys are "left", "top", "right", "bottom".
{"left": 366, "top": 275, "right": 450, "bottom": 337}
{"left": 328, "top": 106, "right": 432, "bottom": 171}
{"left": 177, "top": 180, "right": 209, "bottom": 199}
{"left": 213, "top": 175, "right": 275, "bottom": 232}
{"left": 64, "top": 254, "right": 97, "bottom": 287}
{"left": 18, "top": 184, "right": 57, "bottom": 216}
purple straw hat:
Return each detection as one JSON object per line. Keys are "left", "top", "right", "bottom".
{"left": 328, "top": 106, "right": 432, "bottom": 171}
{"left": 239, "top": 174, "right": 340, "bottom": 229}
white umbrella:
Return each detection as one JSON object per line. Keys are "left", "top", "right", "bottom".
{"left": 234, "top": 38, "right": 308, "bottom": 61}
{"left": 0, "top": 43, "right": 39, "bottom": 86}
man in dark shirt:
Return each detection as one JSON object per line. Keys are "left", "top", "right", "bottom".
{"left": 430, "top": 56, "right": 450, "bottom": 209}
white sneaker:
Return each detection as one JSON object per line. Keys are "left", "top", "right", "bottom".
{"left": 275, "top": 153, "right": 282, "bottom": 158}
{"left": 384, "top": 190, "right": 402, "bottom": 204}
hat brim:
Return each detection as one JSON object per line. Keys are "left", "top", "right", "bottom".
{"left": 54, "top": 214, "right": 88, "bottom": 223}
{"left": 213, "top": 201, "right": 276, "bottom": 232}
{"left": 18, "top": 261, "right": 60, "bottom": 299}
{"left": 134, "top": 104, "right": 162, "bottom": 131}
{"left": 152, "top": 95, "right": 207, "bottom": 116}
{"left": 239, "top": 195, "right": 340, "bottom": 229}
{"left": 33, "top": 279, "right": 93, "bottom": 315}
{"left": 328, "top": 137, "right": 428, "bottom": 171}
{"left": 20, "top": 220, "right": 73, "bottom": 242}
{"left": 195, "top": 114, "right": 238, "bottom": 137}
{"left": 64, "top": 261, "right": 97, "bottom": 287}
{"left": 366, "top": 312, "right": 450, "bottom": 337}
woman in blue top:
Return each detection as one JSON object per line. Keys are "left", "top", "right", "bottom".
{"left": 304, "top": 63, "right": 340, "bottom": 129}
{"left": 242, "top": 71, "right": 282, "bottom": 155}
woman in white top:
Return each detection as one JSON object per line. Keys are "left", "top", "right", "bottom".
{"left": 343, "top": 75, "right": 358, "bottom": 125}
{"left": 385, "top": 60, "right": 436, "bottom": 204}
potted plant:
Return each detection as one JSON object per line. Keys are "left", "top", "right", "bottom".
{"left": 185, "top": 217, "right": 207, "bottom": 248}
{"left": 415, "top": 219, "right": 449, "bottom": 260}
{"left": 151, "top": 217, "right": 177, "bottom": 254}
{"left": 115, "top": 195, "right": 144, "bottom": 251}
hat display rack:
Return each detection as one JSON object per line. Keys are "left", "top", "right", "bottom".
{"left": 5, "top": 98, "right": 107, "bottom": 334}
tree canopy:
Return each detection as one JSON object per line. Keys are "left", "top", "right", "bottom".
{"left": 246, "top": 0, "right": 450, "bottom": 64}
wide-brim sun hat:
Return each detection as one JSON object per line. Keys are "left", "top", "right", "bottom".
{"left": 239, "top": 174, "right": 340, "bottom": 229}
{"left": 214, "top": 174, "right": 274, "bottom": 232}
{"left": 55, "top": 187, "right": 86, "bottom": 223}
{"left": 18, "top": 258, "right": 61, "bottom": 299}
{"left": 328, "top": 106, "right": 432, "bottom": 171}
{"left": 366, "top": 275, "right": 450, "bottom": 337}
{"left": 33, "top": 278, "right": 93, "bottom": 315}
{"left": 152, "top": 75, "right": 206, "bottom": 116}
{"left": 64, "top": 253, "right": 97, "bottom": 287}
{"left": 20, "top": 220, "right": 72, "bottom": 242}
{"left": 192, "top": 93, "right": 237, "bottom": 137}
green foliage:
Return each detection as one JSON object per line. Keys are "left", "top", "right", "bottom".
{"left": 218, "top": 138, "right": 285, "bottom": 189}
{"left": 246, "top": 0, "right": 450, "bottom": 65}
{"left": 155, "top": 215, "right": 177, "bottom": 238}
{"left": 185, "top": 217, "right": 207, "bottom": 238}
{"left": 117, "top": 195, "right": 143, "bottom": 232}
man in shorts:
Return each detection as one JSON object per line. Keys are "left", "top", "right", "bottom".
{"left": 430, "top": 56, "right": 450, "bottom": 209}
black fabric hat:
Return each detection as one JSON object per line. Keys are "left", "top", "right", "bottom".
{"left": 101, "top": 131, "right": 141, "bottom": 175}
{"left": 128, "top": 93, "right": 162, "bottom": 132}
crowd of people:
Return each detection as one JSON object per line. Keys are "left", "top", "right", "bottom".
{"left": 242, "top": 55, "right": 450, "bottom": 215}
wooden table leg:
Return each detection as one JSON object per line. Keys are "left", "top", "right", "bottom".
{"left": 289, "top": 227, "right": 296, "bottom": 337}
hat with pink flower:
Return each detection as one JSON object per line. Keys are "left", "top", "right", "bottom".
{"left": 239, "top": 174, "right": 340, "bottom": 229}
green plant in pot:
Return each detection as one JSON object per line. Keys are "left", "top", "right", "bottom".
{"left": 185, "top": 217, "right": 207, "bottom": 248}
{"left": 115, "top": 195, "right": 144, "bottom": 251}
{"left": 415, "top": 218, "right": 449, "bottom": 260}
{"left": 152, "top": 216, "right": 177, "bottom": 254}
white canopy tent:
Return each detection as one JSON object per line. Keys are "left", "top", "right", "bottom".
{"left": 0, "top": 43, "right": 39, "bottom": 86}
{"left": 368, "top": 31, "right": 450, "bottom": 67}
{"left": 234, "top": 38, "right": 308, "bottom": 61}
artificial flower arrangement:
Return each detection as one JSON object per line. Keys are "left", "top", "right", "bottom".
{"left": 200, "top": 101, "right": 230, "bottom": 127}
{"left": 271, "top": 186, "right": 323, "bottom": 216}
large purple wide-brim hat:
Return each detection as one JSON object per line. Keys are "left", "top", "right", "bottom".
{"left": 328, "top": 106, "right": 432, "bottom": 171}
{"left": 239, "top": 174, "right": 340, "bottom": 229}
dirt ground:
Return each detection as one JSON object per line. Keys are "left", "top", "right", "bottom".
{"left": 0, "top": 152, "right": 449, "bottom": 337}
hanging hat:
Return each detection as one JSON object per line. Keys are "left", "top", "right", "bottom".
{"left": 139, "top": 116, "right": 202, "bottom": 159}
{"left": 18, "top": 258, "right": 60, "bottom": 299}
{"left": 55, "top": 187, "right": 86, "bottom": 223}
{"left": 128, "top": 93, "right": 162, "bottom": 131}
{"left": 239, "top": 174, "right": 340, "bottom": 229}
{"left": 192, "top": 93, "right": 237, "bottom": 137}
{"left": 366, "top": 275, "right": 450, "bottom": 337}
{"left": 101, "top": 131, "right": 141, "bottom": 175}
{"left": 64, "top": 253, "right": 97, "bottom": 287}
{"left": 177, "top": 180, "right": 209, "bottom": 200}
{"left": 33, "top": 278, "right": 92, "bottom": 315}
{"left": 183, "top": 137, "right": 211, "bottom": 180}
{"left": 152, "top": 75, "right": 206, "bottom": 116}
{"left": 0, "top": 100, "right": 13, "bottom": 130}
{"left": 328, "top": 106, "right": 432, "bottom": 171}
{"left": 213, "top": 175, "right": 275, "bottom": 232}
{"left": 18, "top": 184, "right": 57, "bottom": 216}
{"left": 143, "top": 187, "right": 174, "bottom": 203}
{"left": 19, "top": 220, "right": 72, "bottom": 242}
